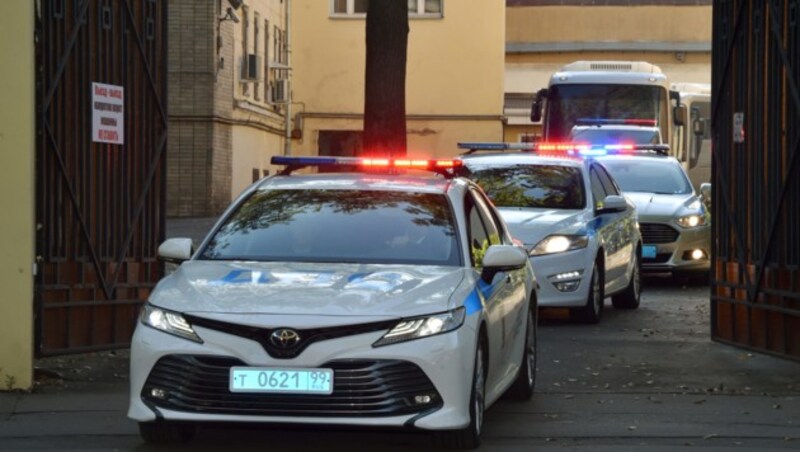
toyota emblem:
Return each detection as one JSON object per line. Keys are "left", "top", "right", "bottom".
{"left": 270, "top": 329, "right": 301, "bottom": 348}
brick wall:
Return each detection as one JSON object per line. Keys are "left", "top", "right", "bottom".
{"left": 167, "top": 0, "right": 233, "bottom": 217}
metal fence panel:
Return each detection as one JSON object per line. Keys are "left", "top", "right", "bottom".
{"left": 35, "top": 0, "right": 167, "bottom": 355}
{"left": 711, "top": 0, "right": 800, "bottom": 360}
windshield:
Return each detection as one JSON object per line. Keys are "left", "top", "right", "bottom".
{"left": 462, "top": 164, "right": 586, "bottom": 209}
{"left": 546, "top": 84, "right": 667, "bottom": 140}
{"left": 199, "top": 189, "right": 460, "bottom": 266}
{"left": 570, "top": 127, "right": 661, "bottom": 144}
{"left": 601, "top": 159, "right": 692, "bottom": 195}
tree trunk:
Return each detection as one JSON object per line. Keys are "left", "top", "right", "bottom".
{"left": 363, "top": 0, "right": 408, "bottom": 157}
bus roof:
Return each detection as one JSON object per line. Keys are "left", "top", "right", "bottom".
{"left": 550, "top": 61, "right": 668, "bottom": 88}
{"left": 557, "top": 60, "right": 664, "bottom": 74}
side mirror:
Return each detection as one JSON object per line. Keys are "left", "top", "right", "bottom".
{"left": 158, "top": 238, "right": 194, "bottom": 264}
{"left": 693, "top": 118, "right": 706, "bottom": 136}
{"left": 530, "top": 88, "right": 548, "bottom": 123}
{"left": 699, "top": 182, "right": 711, "bottom": 200}
{"left": 673, "top": 105, "right": 687, "bottom": 127}
{"left": 530, "top": 100, "right": 542, "bottom": 123}
{"left": 480, "top": 245, "right": 527, "bottom": 283}
{"left": 597, "top": 195, "right": 628, "bottom": 214}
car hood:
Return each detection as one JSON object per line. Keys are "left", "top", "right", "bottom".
{"left": 497, "top": 208, "right": 587, "bottom": 247}
{"left": 149, "top": 261, "right": 468, "bottom": 319}
{"left": 625, "top": 192, "right": 698, "bottom": 218}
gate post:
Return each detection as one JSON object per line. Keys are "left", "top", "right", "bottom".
{"left": 0, "top": 1, "right": 35, "bottom": 390}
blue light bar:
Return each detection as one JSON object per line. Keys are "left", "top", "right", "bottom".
{"left": 272, "top": 156, "right": 340, "bottom": 166}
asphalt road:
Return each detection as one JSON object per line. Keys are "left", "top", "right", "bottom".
{"left": 4, "top": 275, "right": 800, "bottom": 451}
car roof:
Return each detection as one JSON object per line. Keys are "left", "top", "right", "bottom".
{"left": 257, "top": 172, "right": 456, "bottom": 194}
{"left": 459, "top": 152, "right": 587, "bottom": 169}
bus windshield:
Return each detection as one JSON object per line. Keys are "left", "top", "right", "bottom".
{"left": 545, "top": 84, "right": 667, "bottom": 140}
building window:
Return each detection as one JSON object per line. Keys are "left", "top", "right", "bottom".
{"left": 253, "top": 12, "right": 260, "bottom": 101}
{"left": 331, "top": 0, "right": 443, "bottom": 18}
{"left": 241, "top": 5, "right": 249, "bottom": 96}
{"left": 263, "top": 18, "right": 270, "bottom": 101}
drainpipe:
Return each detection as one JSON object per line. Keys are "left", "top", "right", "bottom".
{"left": 283, "top": 0, "right": 292, "bottom": 156}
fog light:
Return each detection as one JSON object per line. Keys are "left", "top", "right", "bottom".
{"left": 150, "top": 388, "right": 168, "bottom": 399}
{"left": 414, "top": 395, "right": 432, "bottom": 405}
{"left": 548, "top": 270, "right": 583, "bottom": 292}
{"left": 682, "top": 249, "right": 707, "bottom": 261}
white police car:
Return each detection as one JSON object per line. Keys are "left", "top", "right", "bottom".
{"left": 128, "top": 156, "right": 537, "bottom": 449}
{"left": 458, "top": 143, "right": 643, "bottom": 323}
{"left": 596, "top": 153, "right": 711, "bottom": 280}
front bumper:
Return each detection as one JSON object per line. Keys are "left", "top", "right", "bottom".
{"left": 530, "top": 248, "right": 595, "bottom": 308}
{"left": 641, "top": 223, "right": 711, "bottom": 273}
{"left": 128, "top": 315, "right": 478, "bottom": 431}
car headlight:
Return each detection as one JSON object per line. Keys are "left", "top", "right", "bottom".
{"left": 140, "top": 303, "right": 202, "bottom": 343}
{"left": 530, "top": 235, "right": 589, "bottom": 256}
{"left": 676, "top": 214, "right": 706, "bottom": 228}
{"left": 373, "top": 307, "right": 465, "bottom": 347}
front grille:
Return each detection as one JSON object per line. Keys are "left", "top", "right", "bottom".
{"left": 640, "top": 223, "right": 680, "bottom": 244}
{"left": 184, "top": 314, "right": 395, "bottom": 359}
{"left": 142, "top": 355, "right": 442, "bottom": 417}
{"left": 643, "top": 252, "right": 672, "bottom": 264}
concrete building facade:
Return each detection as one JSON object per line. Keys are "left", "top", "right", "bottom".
{"left": 290, "top": 0, "right": 506, "bottom": 160}
{"left": 0, "top": 1, "right": 35, "bottom": 390}
{"left": 168, "top": 0, "right": 289, "bottom": 217}
{"left": 504, "top": 0, "right": 713, "bottom": 142}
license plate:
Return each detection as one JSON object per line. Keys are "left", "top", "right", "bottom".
{"left": 229, "top": 367, "right": 334, "bottom": 394}
{"left": 642, "top": 245, "right": 657, "bottom": 259}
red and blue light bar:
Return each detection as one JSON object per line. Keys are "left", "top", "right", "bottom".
{"left": 457, "top": 141, "right": 670, "bottom": 157}
{"left": 271, "top": 155, "right": 462, "bottom": 175}
{"left": 575, "top": 118, "right": 658, "bottom": 127}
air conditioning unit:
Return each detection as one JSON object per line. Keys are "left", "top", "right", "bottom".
{"left": 241, "top": 54, "right": 262, "bottom": 81}
{"left": 270, "top": 79, "right": 288, "bottom": 104}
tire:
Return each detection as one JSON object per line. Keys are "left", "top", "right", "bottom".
{"left": 612, "top": 252, "right": 641, "bottom": 310}
{"left": 433, "top": 337, "right": 486, "bottom": 449}
{"left": 507, "top": 303, "right": 536, "bottom": 401}
{"left": 570, "top": 261, "right": 603, "bottom": 324}
{"left": 138, "top": 421, "right": 196, "bottom": 444}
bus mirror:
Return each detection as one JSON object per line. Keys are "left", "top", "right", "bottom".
{"left": 693, "top": 118, "right": 706, "bottom": 136}
{"left": 673, "top": 105, "right": 686, "bottom": 127}
{"left": 530, "top": 88, "right": 547, "bottom": 123}
{"left": 530, "top": 100, "right": 542, "bottom": 122}
{"left": 669, "top": 90, "right": 681, "bottom": 105}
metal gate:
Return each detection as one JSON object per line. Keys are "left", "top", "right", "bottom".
{"left": 35, "top": 0, "right": 167, "bottom": 355}
{"left": 711, "top": 0, "right": 800, "bottom": 360}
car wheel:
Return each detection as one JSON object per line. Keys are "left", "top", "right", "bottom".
{"left": 612, "top": 252, "right": 641, "bottom": 310}
{"left": 508, "top": 302, "right": 536, "bottom": 401}
{"left": 433, "top": 337, "right": 486, "bottom": 449}
{"left": 138, "top": 421, "right": 196, "bottom": 444}
{"left": 570, "top": 261, "right": 603, "bottom": 324}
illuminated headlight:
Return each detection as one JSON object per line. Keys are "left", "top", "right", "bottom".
{"left": 676, "top": 214, "right": 706, "bottom": 228}
{"left": 530, "top": 235, "right": 589, "bottom": 256}
{"left": 373, "top": 307, "right": 465, "bottom": 347}
{"left": 140, "top": 304, "right": 202, "bottom": 343}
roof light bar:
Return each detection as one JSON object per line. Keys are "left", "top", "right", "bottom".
{"left": 457, "top": 142, "right": 536, "bottom": 151}
{"left": 456, "top": 141, "right": 670, "bottom": 157}
{"left": 575, "top": 118, "right": 658, "bottom": 127}
{"left": 271, "top": 155, "right": 463, "bottom": 176}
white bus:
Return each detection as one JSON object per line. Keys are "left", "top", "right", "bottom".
{"left": 531, "top": 60, "right": 684, "bottom": 153}
{"left": 671, "top": 83, "right": 712, "bottom": 191}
